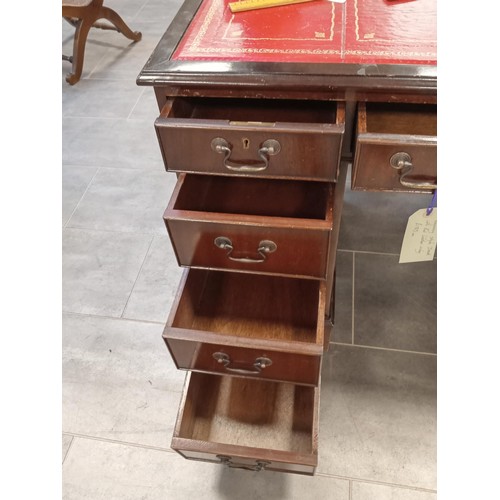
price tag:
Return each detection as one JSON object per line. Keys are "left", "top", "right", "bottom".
{"left": 399, "top": 208, "right": 437, "bottom": 263}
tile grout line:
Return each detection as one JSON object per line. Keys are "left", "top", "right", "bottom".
{"left": 120, "top": 234, "right": 156, "bottom": 319}
{"left": 86, "top": 46, "right": 117, "bottom": 80}
{"left": 338, "top": 248, "right": 400, "bottom": 257}
{"left": 63, "top": 167, "right": 100, "bottom": 229}
{"left": 63, "top": 310, "right": 165, "bottom": 325}
{"left": 63, "top": 225, "right": 160, "bottom": 237}
{"left": 126, "top": 87, "right": 147, "bottom": 119}
{"left": 348, "top": 479, "right": 352, "bottom": 500}
{"left": 315, "top": 472, "right": 436, "bottom": 494}
{"left": 63, "top": 163, "right": 164, "bottom": 172}
{"left": 62, "top": 432, "right": 176, "bottom": 454}
{"left": 351, "top": 252, "right": 355, "bottom": 345}
{"left": 62, "top": 311, "right": 436, "bottom": 355}
{"left": 62, "top": 434, "right": 75, "bottom": 464}
{"left": 63, "top": 113, "right": 155, "bottom": 121}
{"left": 65, "top": 432, "right": 438, "bottom": 495}
{"left": 330, "top": 341, "right": 437, "bottom": 357}
{"left": 132, "top": 0, "right": 150, "bottom": 21}
{"left": 349, "top": 478, "right": 437, "bottom": 495}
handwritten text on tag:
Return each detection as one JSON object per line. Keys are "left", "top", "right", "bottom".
{"left": 399, "top": 208, "right": 437, "bottom": 264}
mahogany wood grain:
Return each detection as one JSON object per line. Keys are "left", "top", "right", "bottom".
{"left": 155, "top": 97, "right": 344, "bottom": 182}
{"left": 135, "top": 0, "right": 437, "bottom": 476}
{"left": 172, "top": 372, "right": 318, "bottom": 474}
{"left": 324, "top": 161, "right": 348, "bottom": 336}
{"left": 163, "top": 268, "right": 325, "bottom": 385}
{"left": 164, "top": 174, "right": 334, "bottom": 279}
{"left": 352, "top": 102, "right": 437, "bottom": 192}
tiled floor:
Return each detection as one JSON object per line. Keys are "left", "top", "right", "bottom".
{"left": 62, "top": 1, "right": 437, "bottom": 498}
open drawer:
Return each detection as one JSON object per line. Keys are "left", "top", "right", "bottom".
{"left": 164, "top": 268, "right": 325, "bottom": 386}
{"left": 155, "top": 97, "right": 344, "bottom": 181}
{"left": 172, "top": 372, "right": 319, "bottom": 475}
{"left": 352, "top": 102, "right": 437, "bottom": 192}
{"left": 164, "top": 174, "right": 338, "bottom": 280}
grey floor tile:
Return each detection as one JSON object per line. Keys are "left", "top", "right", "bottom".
{"left": 354, "top": 254, "right": 436, "bottom": 353}
{"left": 62, "top": 228, "right": 152, "bottom": 316}
{"left": 62, "top": 434, "right": 74, "bottom": 463}
{"left": 89, "top": 39, "right": 161, "bottom": 81}
{"left": 132, "top": 18, "right": 183, "bottom": 42}
{"left": 123, "top": 235, "right": 183, "bottom": 323}
{"left": 67, "top": 168, "right": 175, "bottom": 234}
{"left": 128, "top": 87, "right": 161, "bottom": 120}
{"left": 332, "top": 251, "right": 353, "bottom": 344}
{"left": 103, "top": 0, "right": 148, "bottom": 21}
{"left": 62, "top": 116, "right": 164, "bottom": 169}
{"left": 62, "top": 1, "right": 439, "bottom": 494}
{"left": 352, "top": 481, "right": 436, "bottom": 500}
{"left": 63, "top": 438, "right": 350, "bottom": 500}
{"left": 63, "top": 78, "right": 143, "bottom": 119}
{"left": 63, "top": 314, "right": 185, "bottom": 448}
{"left": 318, "top": 345, "right": 436, "bottom": 490}
{"left": 138, "top": 0, "right": 184, "bottom": 22}
{"left": 62, "top": 165, "right": 99, "bottom": 226}
{"left": 338, "top": 189, "right": 434, "bottom": 254}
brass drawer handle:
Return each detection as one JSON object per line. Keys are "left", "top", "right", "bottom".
{"left": 211, "top": 137, "right": 281, "bottom": 172}
{"left": 214, "top": 236, "right": 277, "bottom": 263}
{"left": 217, "top": 455, "right": 271, "bottom": 471}
{"left": 213, "top": 352, "right": 273, "bottom": 375}
{"left": 390, "top": 152, "right": 437, "bottom": 190}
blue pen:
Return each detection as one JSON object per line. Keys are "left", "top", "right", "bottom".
{"left": 426, "top": 189, "right": 437, "bottom": 216}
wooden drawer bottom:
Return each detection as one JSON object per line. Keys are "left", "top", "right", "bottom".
{"left": 172, "top": 372, "right": 319, "bottom": 475}
{"left": 164, "top": 269, "right": 325, "bottom": 385}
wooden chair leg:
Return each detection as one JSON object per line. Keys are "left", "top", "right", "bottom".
{"left": 99, "top": 6, "right": 142, "bottom": 42}
{"left": 66, "top": 17, "right": 94, "bottom": 85}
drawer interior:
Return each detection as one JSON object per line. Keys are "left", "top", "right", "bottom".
{"left": 364, "top": 103, "right": 437, "bottom": 136}
{"left": 167, "top": 97, "right": 338, "bottom": 124}
{"left": 172, "top": 269, "right": 321, "bottom": 344}
{"left": 173, "top": 175, "right": 329, "bottom": 220}
{"left": 178, "top": 372, "right": 316, "bottom": 454}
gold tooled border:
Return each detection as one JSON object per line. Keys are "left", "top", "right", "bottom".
{"left": 354, "top": 0, "right": 436, "bottom": 43}
{"left": 184, "top": 0, "right": 435, "bottom": 59}
{"left": 222, "top": 3, "right": 335, "bottom": 42}
{"left": 188, "top": 0, "right": 338, "bottom": 52}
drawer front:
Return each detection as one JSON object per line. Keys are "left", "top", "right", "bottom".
{"left": 165, "top": 337, "right": 321, "bottom": 386}
{"left": 352, "top": 102, "right": 437, "bottom": 192}
{"left": 155, "top": 97, "right": 344, "bottom": 182}
{"left": 164, "top": 174, "right": 334, "bottom": 280}
{"left": 164, "top": 269, "right": 325, "bottom": 386}
{"left": 172, "top": 373, "right": 319, "bottom": 475}
{"left": 174, "top": 444, "right": 316, "bottom": 475}
{"left": 166, "top": 220, "right": 330, "bottom": 279}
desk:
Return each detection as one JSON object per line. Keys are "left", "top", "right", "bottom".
{"left": 137, "top": 0, "right": 436, "bottom": 475}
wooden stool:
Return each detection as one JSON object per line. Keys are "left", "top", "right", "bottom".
{"left": 62, "top": 0, "right": 142, "bottom": 85}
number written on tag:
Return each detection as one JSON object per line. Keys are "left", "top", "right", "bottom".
{"left": 399, "top": 208, "right": 437, "bottom": 264}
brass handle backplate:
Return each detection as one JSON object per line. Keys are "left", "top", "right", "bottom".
{"left": 214, "top": 236, "right": 277, "bottom": 263}
{"left": 211, "top": 137, "right": 280, "bottom": 172}
{"left": 217, "top": 455, "right": 271, "bottom": 471}
{"left": 390, "top": 152, "right": 437, "bottom": 190}
{"left": 212, "top": 352, "right": 272, "bottom": 375}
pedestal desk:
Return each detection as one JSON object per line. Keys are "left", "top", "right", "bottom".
{"left": 137, "top": 0, "right": 437, "bottom": 475}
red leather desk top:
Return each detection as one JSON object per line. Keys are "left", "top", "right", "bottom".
{"left": 172, "top": 0, "right": 436, "bottom": 65}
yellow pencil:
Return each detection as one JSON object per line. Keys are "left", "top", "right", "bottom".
{"left": 229, "top": 0, "right": 319, "bottom": 13}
